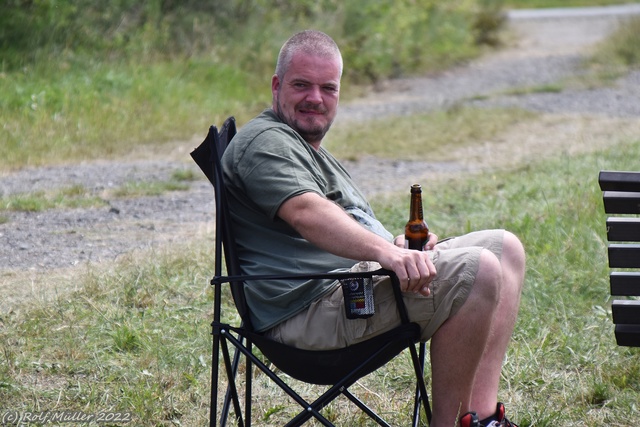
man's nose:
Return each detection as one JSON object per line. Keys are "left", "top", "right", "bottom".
{"left": 305, "top": 85, "right": 323, "bottom": 104}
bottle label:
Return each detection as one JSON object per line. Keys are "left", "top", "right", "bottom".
{"left": 340, "top": 277, "right": 375, "bottom": 319}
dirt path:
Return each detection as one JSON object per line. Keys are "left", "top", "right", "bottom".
{"left": 1, "top": 6, "right": 639, "bottom": 310}
{"left": 333, "top": 5, "right": 640, "bottom": 197}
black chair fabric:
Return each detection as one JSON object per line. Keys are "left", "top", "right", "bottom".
{"left": 191, "top": 117, "right": 432, "bottom": 426}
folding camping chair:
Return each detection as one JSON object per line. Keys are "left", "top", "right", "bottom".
{"left": 191, "top": 117, "right": 432, "bottom": 426}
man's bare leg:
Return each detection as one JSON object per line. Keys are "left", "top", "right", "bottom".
{"left": 428, "top": 249, "right": 502, "bottom": 427}
{"left": 470, "top": 231, "right": 526, "bottom": 420}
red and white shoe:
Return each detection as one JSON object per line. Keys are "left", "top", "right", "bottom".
{"left": 459, "top": 403, "right": 518, "bottom": 427}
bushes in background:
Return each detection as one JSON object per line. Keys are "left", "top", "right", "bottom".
{"left": 0, "top": 0, "right": 504, "bottom": 83}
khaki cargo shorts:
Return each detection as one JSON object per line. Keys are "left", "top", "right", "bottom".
{"left": 265, "top": 229, "right": 505, "bottom": 350}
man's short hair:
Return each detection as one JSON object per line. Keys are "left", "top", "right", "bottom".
{"left": 275, "top": 30, "right": 343, "bottom": 80}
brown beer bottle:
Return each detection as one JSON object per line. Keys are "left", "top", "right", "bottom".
{"left": 405, "top": 184, "right": 430, "bottom": 251}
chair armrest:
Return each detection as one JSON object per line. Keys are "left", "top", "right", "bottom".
{"left": 213, "top": 267, "right": 393, "bottom": 284}
{"left": 214, "top": 268, "right": 414, "bottom": 326}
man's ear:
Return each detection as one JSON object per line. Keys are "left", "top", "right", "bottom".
{"left": 271, "top": 74, "right": 280, "bottom": 98}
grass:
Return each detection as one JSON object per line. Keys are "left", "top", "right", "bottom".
{"left": 109, "top": 180, "right": 189, "bottom": 199}
{"left": 2, "top": 134, "right": 640, "bottom": 425}
{"left": 504, "top": 0, "right": 640, "bottom": 7}
{"left": 0, "top": 169, "right": 196, "bottom": 213}
{"left": 501, "top": 84, "right": 565, "bottom": 97}
{"left": 0, "top": 185, "right": 106, "bottom": 212}
{"left": 328, "top": 106, "right": 537, "bottom": 161}
{"left": 587, "top": 16, "right": 640, "bottom": 80}
{"left": 2, "top": 1, "right": 640, "bottom": 425}
{"left": 0, "top": 59, "right": 266, "bottom": 171}
{"left": 0, "top": 248, "right": 215, "bottom": 426}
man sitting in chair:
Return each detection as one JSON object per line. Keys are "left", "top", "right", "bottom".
{"left": 221, "top": 30, "right": 525, "bottom": 427}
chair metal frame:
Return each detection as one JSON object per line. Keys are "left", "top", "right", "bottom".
{"left": 191, "top": 117, "right": 432, "bottom": 426}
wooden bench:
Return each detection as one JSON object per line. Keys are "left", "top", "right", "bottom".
{"left": 599, "top": 170, "right": 640, "bottom": 347}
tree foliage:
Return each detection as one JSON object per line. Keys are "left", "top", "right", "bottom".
{"left": 0, "top": 0, "right": 504, "bottom": 82}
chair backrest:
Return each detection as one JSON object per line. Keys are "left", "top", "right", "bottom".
{"left": 191, "top": 117, "right": 254, "bottom": 327}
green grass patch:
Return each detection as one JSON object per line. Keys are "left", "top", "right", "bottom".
{"left": 109, "top": 170, "right": 196, "bottom": 198}
{"left": 0, "top": 59, "right": 266, "bottom": 171}
{"left": 504, "top": 0, "right": 640, "bottom": 7}
{"left": 0, "top": 247, "right": 216, "bottom": 426}
{"left": 0, "top": 172, "right": 195, "bottom": 213}
{"left": 3, "top": 136, "right": 640, "bottom": 425}
{"left": 110, "top": 180, "right": 189, "bottom": 199}
{"left": 170, "top": 168, "right": 198, "bottom": 183}
{"left": 586, "top": 16, "right": 640, "bottom": 80}
{"left": 327, "top": 106, "right": 537, "bottom": 161}
{"left": 503, "top": 83, "right": 565, "bottom": 96}
{"left": 0, "top": 185, "right": 106, "bottom": 212}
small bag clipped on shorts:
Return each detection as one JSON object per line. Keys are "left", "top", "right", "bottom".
{"left": 340, "top": 277, "right": 375, "bottom": 319}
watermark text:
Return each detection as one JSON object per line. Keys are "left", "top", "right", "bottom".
{"left": 1, "top": 410, "right": 132, "bottom": 424}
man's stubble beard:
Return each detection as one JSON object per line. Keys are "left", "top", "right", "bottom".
{"left": 274, "top": 98, "right": 334, "bottom": 145}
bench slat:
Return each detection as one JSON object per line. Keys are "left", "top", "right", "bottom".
{"left": 600, "top": 171, "right": 640, "bottom": 347}
{"left": 610, "top": 272, "right": 640, "bottom": 296}
{"left": 599, "top": 171, "right": 640, "bottom": 192}
{"left": 602, "top": 191, "right": 640, "bottom": 214}
{"left": 606, "top": 217, "right": 640, "bottom": 242}
{"left": 615, "top": 324, "right": 640, "bottom": 347}
{"left": 612, "top": 300, "right": 640, "bottom": 324}
{"left": 608, "top": 244, "right": 640, "bottom": 268}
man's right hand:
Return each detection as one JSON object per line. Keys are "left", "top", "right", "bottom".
{"left": 379, "top": 245, "right": 436, "bottom": 297}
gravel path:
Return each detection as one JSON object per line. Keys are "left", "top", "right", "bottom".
{"left": 1, "top": 6, "right": 640, "bottom": 304}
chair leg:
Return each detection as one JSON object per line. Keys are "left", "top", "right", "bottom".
{"left": 342, "top": 389, "right": 392, "bottom": 427}
{"left": 222, "top": 331, "right": 335, "bottom": 426}
{"left": 220, "top": 336, "right": 245, "bottom": 427}
{"left": 245, "top": 340, "right": 252, "bottom": 427}
{"left": 410, "top": 342, "right": 431, "bottom": 426}
{"left": 210, "top": 332, "right": 220, "bottom": 427}
{"left": 286, "top": 340, "right": 416, "bottom": 427}
{"left": 220, "top": 341, "right": 245, "bottom": 426}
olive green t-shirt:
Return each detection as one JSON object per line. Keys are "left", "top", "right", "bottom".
{"left": 221, "top": 109, "right": 392, "bottom": 331}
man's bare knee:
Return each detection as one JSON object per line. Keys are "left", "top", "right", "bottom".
{"left": 502, "top": 231, "right": 526, "bottom": 272}
{"left": 472, "top": 249, "right": 502, "bottom": 305}
{"left": 501, "top": 231, "right": 526, "bottom": 296}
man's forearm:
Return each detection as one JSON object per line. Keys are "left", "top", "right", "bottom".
{"left": 277, "top": 192, "right": 391, "bottom": 262}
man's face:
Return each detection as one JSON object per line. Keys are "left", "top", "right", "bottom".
{"left": 272, "top": 52, "right": 341, "bottom": 149}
